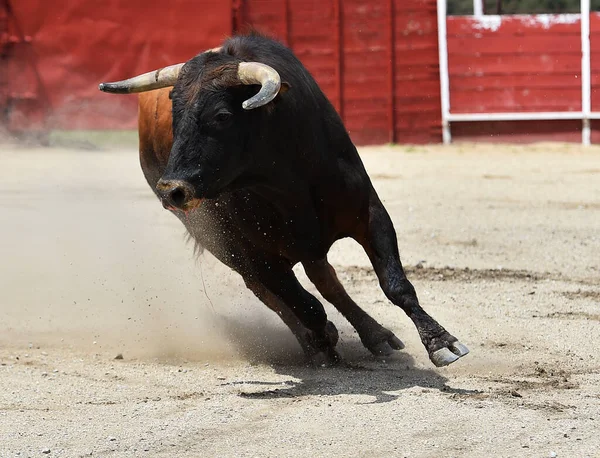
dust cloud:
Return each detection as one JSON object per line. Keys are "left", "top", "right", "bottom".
{"left": 0, "top": 146, "right": 301, "bottom": 363}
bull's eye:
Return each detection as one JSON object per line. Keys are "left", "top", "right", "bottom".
{"left": 215, "top": 111, "right": 232, "bottom": 123}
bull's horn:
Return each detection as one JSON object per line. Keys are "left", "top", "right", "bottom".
{"left": 99, "top": 47, "right": 223, "bottom": 94}
{"left": 237, "top": 62, "right": 281, "bottom": 110}
{"left": 98, "top": 63, "right": 184, "bottom": 94}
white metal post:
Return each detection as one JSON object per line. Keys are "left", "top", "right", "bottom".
{"left": 473, "top": 0, "right": 484, "bottom": 18}
{"left": 581, "top": 0, "right": 591, "bottom": 145}
{"left": 437, "top": 0, "right": 451, "bottom": 144}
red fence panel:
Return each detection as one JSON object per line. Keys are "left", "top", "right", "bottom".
{"left": 589, "top": 13, "right": 600, "bottom": 112}
{"left": 3, "top": 0, "right": 231, "bottom": 132}
{"left": 339, "top": 0, "right": 391, "bottom": 145}
{"left": 447, "top": 15, "right": 582, "bottom": 115}
{"left": 1, "top": 0, "right": 441, "bottom": 145}
{"left": 394, "top": 0, "right": 441, "bottom": 143}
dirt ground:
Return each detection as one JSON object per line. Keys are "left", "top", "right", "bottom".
{"left": 0, "top": 141, "right": 598, "bottom": 457}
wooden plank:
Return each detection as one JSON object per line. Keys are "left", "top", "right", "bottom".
{"left": 396, "top": 116, "right": 444, "bottom": 131}
{"left": 452, "top": 120, "right": 582, "bottom": 144}
{"left": 451, "top": 74, "right": 581, "bottom": 89}
{"left": 396, "top": 46, "right": 439, "bottom": 60}
{"left": 448, "top": 53, "right": 581, "bottom": 75}
{"left": 448, "top": 35, "right": 580, "bottom": 55}
{"left": 395, "top": 79, "right": 441, "bottom": 97}
{"left": 448, "top": 15, "right": 581, "bottom": 37}
{"left": 394, "top": 102, "right": 441, "bottom": 115}
{"left": 450, "top": 86, "right": 582, "bottom": 112}
{"left": 341, "top": 0, "right": 391, "bottom": 144}
{"left": 392, "top": 0, "right": 440, "bottom": 143}
{"left": 587, "top": 51, "right": 600, "bottom": 71}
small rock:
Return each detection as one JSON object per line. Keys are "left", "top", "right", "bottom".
{"left": 114, "top": 353, "right": 124, "bottom": 360}
{"left": 108, "top": 436, "right": 117, "bottom": 442}
{"left": 510, "top": 390, "right": 522, "bottom": 398}
{"left": 41, "top": 372, "right": 48, "bottom": 377}
{"left": 42, "top": 449, "right": 51, "bottom": 454}
{"left": 549, "top": 452, "right": 557, "bottom": 458}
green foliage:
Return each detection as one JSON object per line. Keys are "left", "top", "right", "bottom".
{"left": 448, "top": 0, "right": 600, "bottom": 15}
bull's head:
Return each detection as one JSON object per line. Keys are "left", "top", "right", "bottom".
{"left": 99, "top": 49, "right": 285, "bottom": 212}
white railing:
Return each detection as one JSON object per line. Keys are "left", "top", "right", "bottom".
{"left": 437, "top": 0, "right": 594, "bottom": 145}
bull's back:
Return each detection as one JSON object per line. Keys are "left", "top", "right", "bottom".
{"left": 138, "top": 88, "right": 173, "bottom": 191}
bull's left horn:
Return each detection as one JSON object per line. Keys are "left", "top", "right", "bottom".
{"left": 99, "top": 47, "right": 223, "bottom": 94}
{"left": 98, "top": 63, "right": 185, "bottom": 94}
{"left": 237, "top": 62, "right": 281, "bottom": 110}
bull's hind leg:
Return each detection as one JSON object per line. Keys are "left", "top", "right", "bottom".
{"left": 245, "top": 280, "right": 339, "bottom": 366}
{"left": 355, "top": 191, "right": 469, "bottom": 367}
{"left": 303, "top": 259, "right": 404, "bottom": 357}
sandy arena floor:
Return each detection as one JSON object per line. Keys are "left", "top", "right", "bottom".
{"left": 0, "top": 142, "right": 598, "bottom": 457}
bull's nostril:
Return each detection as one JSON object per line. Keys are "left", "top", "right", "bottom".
{"left": 170, "top": 188, "right": 187, "bottom": 207}
{"left": 157, "top": 180, "right": 194, "bottom": 209}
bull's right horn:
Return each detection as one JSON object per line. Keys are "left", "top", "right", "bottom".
{"left": 98, "top": 63, "right": 184, "bottom": 94}
{"left": 237, "top": 62, "right": 282, "bottom": 110}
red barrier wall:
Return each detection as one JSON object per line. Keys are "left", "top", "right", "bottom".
{"left": 447, "top": 15, "right": 582, "bottom": 114}
{"left": 1, "top": 0, "right": 442, "bottom": 145}
{"left": 2, "top": 0, "right": 231, "bottom": 133}
{"left": 5, "top": 3, "right": 600, "bottom": 145}
{"left": 590, "top": 14, "right": 600, "bottom": 112}
{"left": 446, "top": 14, "right": 600, "bottom": 143}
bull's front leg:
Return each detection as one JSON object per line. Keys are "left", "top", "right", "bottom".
{"left": 244, "top": 279, "right": 339, "bottom": 366}
{"left": 243, "top": 258, "right": 340, "bottom": 366}
{"left": 356, "top": 191, "right": 469, "bottom": 367}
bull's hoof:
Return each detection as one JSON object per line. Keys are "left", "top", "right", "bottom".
{"left": 324, "top": 320, "right": 339, "bottom": 347}
{"left": 301, "top": 320, "right": 340, "bottom": 367}
{"left": 308, "top": 349, "right": 341, "bottom": 367}
{"left": 362, "top": 328, "right": 405, "bottom": 357}
{"left": 429, "top": 339, "right": 469, "bottom": 367}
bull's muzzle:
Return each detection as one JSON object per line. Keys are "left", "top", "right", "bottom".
{"left": 156, "top": 179, "right": 201, "bottom": 212}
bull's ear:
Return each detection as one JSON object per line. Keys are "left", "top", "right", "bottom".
{"left": 263, "top": 82, "right": 290, "bottom": 113}
{"left": 271, "top": 82, "right": 290, "bottom": 105}
{"left": 278, "top": 82, "right": 291, "bottom": 95}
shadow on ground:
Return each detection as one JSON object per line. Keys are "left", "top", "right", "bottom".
{"left": 216, "top": 315, "right": 479, "bottom": 403}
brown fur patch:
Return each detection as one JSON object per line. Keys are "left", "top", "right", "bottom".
{"left": 202, "top": 63, "right": 240, "bottom": 88}
{"left": 180, "top": 62, "right": 241, "bottom": 107}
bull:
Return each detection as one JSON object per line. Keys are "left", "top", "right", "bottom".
{"left": 99, "top": 33, "right": 469, "bottom": 367}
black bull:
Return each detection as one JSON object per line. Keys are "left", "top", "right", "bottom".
{"left": 99, "top": 33, "right": 469, "bottom": 367}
